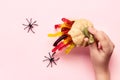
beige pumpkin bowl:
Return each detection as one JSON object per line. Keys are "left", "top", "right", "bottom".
{"left": 68, "top": 19, "right": 95, "bottom": 47}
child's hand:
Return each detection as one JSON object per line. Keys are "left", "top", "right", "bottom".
{"left": 88, "top": 27, "right": 115, "bottom": 80}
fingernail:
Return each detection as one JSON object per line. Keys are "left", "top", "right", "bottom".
{"left": 84, "top": 37, "right": 89, "bottom": 42}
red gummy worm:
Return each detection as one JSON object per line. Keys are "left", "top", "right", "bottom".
{"left": 52, "top": 42, "right": 64, "bottom": 52}
{"left": 61, "top": 27, "right": 70, "bottom": 33}
{"left": 54, "top": 24, "right": 61, "bottom": 29}
{"left": 58, "top": 43, "right": 69, "bottom": 51}
{"left": 62, "top": 18, "right": 72, "bottom": 23}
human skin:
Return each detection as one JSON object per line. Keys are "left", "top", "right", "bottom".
{"left": 87, "top": 27, "right": 115, "bottom": 80}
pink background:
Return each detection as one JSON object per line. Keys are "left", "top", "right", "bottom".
{"left": 0, "top": 0, "right": 120, "bottom": 80}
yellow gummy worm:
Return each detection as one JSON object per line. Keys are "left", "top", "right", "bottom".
{"left": 65, "top": 43, "right": 75, "bottom": 54}
{"left": 48, "top": 32, "right": 63, "bottom": 37}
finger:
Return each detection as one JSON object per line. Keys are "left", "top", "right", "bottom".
{"left": 82, "top": 37, "right": 89, "bottom": 46}
{"left": 102, "top": 32, "right": 115, "bottom": 48}
{"left": 88, "top": 27, "right": 108, "bottom": 49}
{"left": 88, "top": 27, "right": 105, "bottom": 41}
{"left": 89, "top": 42, "right": 97, "bottom": 50}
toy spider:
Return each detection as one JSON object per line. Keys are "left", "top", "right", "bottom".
{"left": 43, "top": 52, "right": 60, "bottom": 67}
{"left": 23, "top": 18, "right": 38, "bottom": 33}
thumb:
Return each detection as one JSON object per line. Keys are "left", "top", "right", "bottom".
{"left": 88, "top": 27, "right": 103, "bottom": 42}
{"left": 88, "top": 27, "right": 98, "bottom": 50}
{"left": 88, "top": 27, "right": 98, "bottom": 40}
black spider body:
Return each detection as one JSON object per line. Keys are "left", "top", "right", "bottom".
{"left": 43, "top": 52, "right": 59, "bottom": 67}
{"left": 23, "top": 18, "right": 38, "bottom": 33}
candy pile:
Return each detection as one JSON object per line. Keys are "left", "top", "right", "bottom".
{"left": 48, "top": 18, "right": 76, "bottom": 54}
{"left": 48, "top": 18, "right": 95, "bottom": 54}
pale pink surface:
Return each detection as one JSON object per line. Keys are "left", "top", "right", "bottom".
{"left": 0, "top": 0, "right": 119, "bottom": 80}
